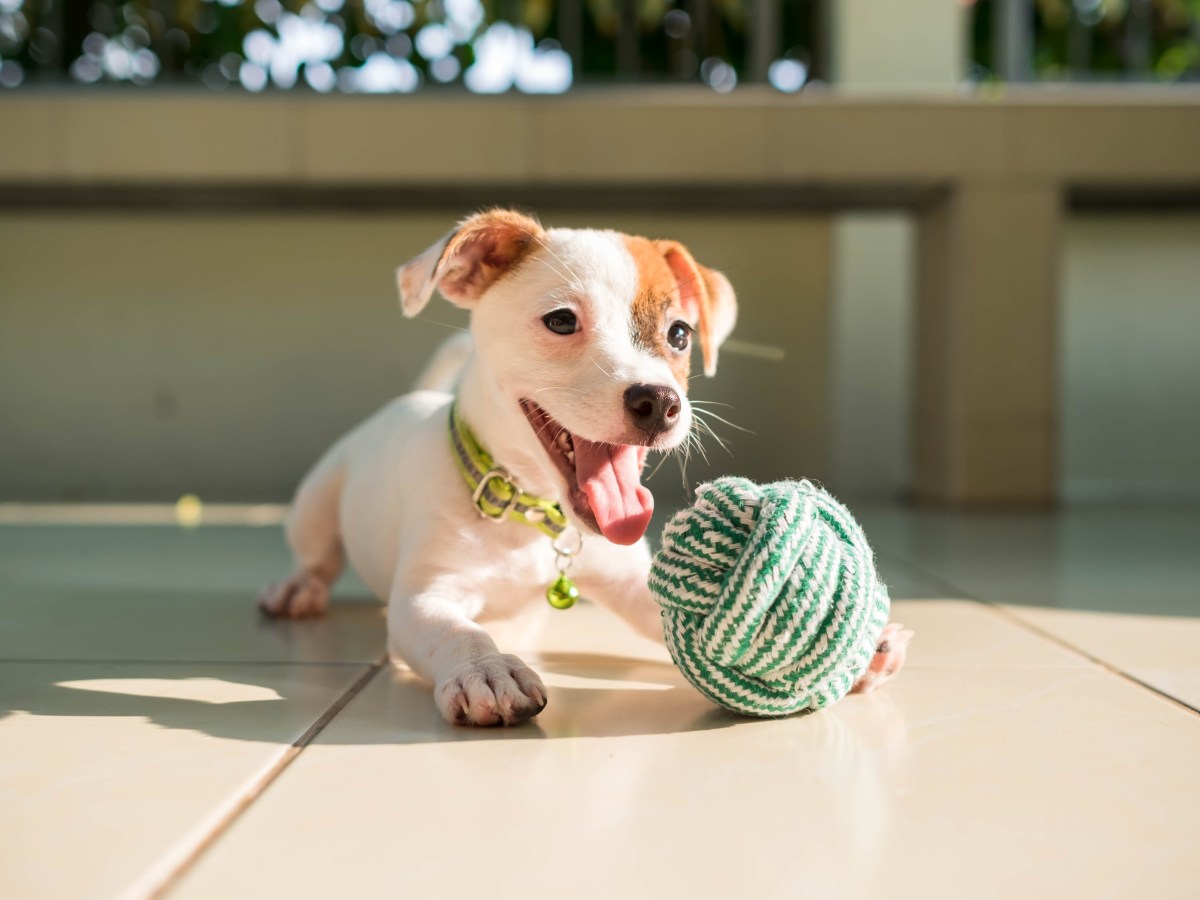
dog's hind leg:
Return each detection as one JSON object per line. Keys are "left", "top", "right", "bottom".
{"left": 258, "top": 447, "right": 346, "bottom": 619}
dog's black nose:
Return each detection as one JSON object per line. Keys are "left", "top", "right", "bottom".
{"left": 625, "top": 384, "right": 681, "bottom": 436}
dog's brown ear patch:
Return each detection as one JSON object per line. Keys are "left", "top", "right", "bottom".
{"left": 657, "top": 241, "right": 737, "bottom": 376}
{"left": 397, "top": 209, "right": 544, "bottom": 317}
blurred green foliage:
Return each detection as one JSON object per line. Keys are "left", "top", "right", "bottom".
{"left": 0, "top": 0, "right": 1195, "bottom": 90}
{"left": 971, "top": 0, "right": 1200, "bottom": 81}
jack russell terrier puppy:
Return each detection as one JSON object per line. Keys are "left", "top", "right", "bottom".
{"left": 258, "top": 209, "right": 912, "bottom": 726}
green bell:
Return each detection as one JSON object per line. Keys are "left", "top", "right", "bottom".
{"left": 546, "top": 574, "right": 579, "bottom": 610}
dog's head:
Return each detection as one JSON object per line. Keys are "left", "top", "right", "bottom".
{"left": 397, "top": 208, "right": 737, "bottom": 547}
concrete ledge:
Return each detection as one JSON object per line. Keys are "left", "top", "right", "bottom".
{"left": 2, "top": 88, "right": 1199, "bottom": 189}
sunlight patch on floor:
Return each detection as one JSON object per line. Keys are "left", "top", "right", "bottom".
{"left": 56, "top": 678, "right": 284, "bottom": 705}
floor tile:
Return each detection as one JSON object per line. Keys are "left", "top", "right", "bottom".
{"left": 0, "top": 524, "right": 364, "bottom": 596}
{"left": 857, "top": 504, "right": 1200, "bottom": 713}
{"left": 1124, "top": 668, "right": 1200, "bottom": 712}
{"left": 1004, "top": 606, "right": 1200, "bottom": 669}
{"left": 505, "top": 599, "right": 1088, "bottom": 671}
{"left": 7, "top": 511, "right": 1197, "bottom": 900}
{"left": 171, "top": 662, "right": 1200, "bottom": 900}
{"left": 856, "top": 505, "right": 1200, "bottom": 618}
{"left": 1000, "top": 605, "right": 1200, "bottom": 710}
{"left": 875, "top": 553, "right": 953, "bottom": 599}
{"left": 881, "top": 599, "right": 1087, "bottom": 667}
{"left": 0, "top": 660, "right": 374, "bottom": 900}
{"left": 0, "top": 525, "right": 385, "bottom": 663}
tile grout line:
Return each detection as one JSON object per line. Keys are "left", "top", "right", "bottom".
{"left": 877, "top": 549, "right": 1200, "bottom": 719}
{"left": 144, "top": 654, "right": 388, "bottom": 899}
{"left": 980, "top": 601, "right": 1200, "bottom": 717}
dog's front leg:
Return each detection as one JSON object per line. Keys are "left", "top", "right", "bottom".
{"left": 582, "top": 565, "right": 667, "bottom": 646}
{"left": 388, "top": 580, "right": 547, "bottom": 727}
{"left": 572, "top": 539, "right": 666, "bottom": 645}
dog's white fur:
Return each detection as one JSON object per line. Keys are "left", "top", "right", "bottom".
{"left": 259, "top": 209, "right": 908, "bottom": 726}
{"left": 259, "top": 211, "right": 736, "bottom": 725}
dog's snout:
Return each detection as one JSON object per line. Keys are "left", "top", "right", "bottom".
{"left": 624, "top": 384, "right": 681, "bottom": 436}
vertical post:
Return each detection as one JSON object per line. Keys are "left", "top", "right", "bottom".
{"left": 1125, "top": 0, "right": 1153, "bottom": 74}
{"left": 59, "top": 0, "right": 91, "bottom": 81}
{"left": 558, "top": 0, "right": 583, "bottom": 79}
{"left": 809, "top": 0, "right": 831, "bottom": 82}
{"left": 617, "top": 0, "right": 639, "bottom": 78}
{"left": 748, "top": 0, "right": 779, "bottom": 83}
{"left": 1067, "top": 6, "right": 1093, "bottom": 76}
{"left": 829, "top": 0, "right": 965, "bottom": 86}
{"left": 686, "top": 0, "right": 709, "bottom": 73}
{"left": 824, "top": 0, "right": 966, "bottom": 501}
{"left": 154, "top": 0, "right": 178, "bottom": 79}
{"left": 913, "top": 183, "right": 1063, "bottom": 504}
{"left": 993, "top": 0, "right": 1032, "bottom": 82}
{"left": 43, "top": 0, "right": 64, "bottom": 79}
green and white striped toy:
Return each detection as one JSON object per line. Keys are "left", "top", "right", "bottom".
{"left": 649, "top": 477, "right": 891, "bottom": 717}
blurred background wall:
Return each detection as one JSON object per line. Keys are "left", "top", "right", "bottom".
{"left": 0, "top": 210, "right": 831, "bottom": 520}
{"left": 1, "top": 0, "right": 1198, "bottom": 508}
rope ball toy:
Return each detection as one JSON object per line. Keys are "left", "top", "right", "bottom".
{"left": 649, "top": 477, "right": 891, "bottom": 717}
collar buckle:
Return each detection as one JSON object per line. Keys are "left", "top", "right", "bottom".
{"left": 471, "top": 467, "right": 521, "bottom": 522}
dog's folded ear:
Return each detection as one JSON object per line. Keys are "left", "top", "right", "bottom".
{"left": 657, "top": 241, "right": 738, "bottom": 377}
{"left": 396, "top": 209, "right": 545, "bottom": 317}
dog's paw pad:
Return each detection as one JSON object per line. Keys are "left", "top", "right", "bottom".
{"left": 435, "top": 655, "right": 547, "bottom": 727}
{"left": 256, "top": 572, "right": 330, "bottom": 619}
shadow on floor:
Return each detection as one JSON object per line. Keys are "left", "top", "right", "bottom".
{"left": 0, "top": 641, "right": 768, "bottom": 746}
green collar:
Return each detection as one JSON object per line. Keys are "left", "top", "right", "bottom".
{"left": 448, "top": 403, "right": 570, "bottom": 539}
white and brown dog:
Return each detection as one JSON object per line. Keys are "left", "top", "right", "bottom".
{"left": 258, "top": 209, "right": 910, "bottom": 725}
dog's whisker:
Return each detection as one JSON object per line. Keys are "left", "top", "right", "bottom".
{"left": 676, "top": 439, "right": 692, "bottom": 491}
{"left": 691, "top": 407, "right": 754, "bottom": 435}
{"left": 422, "top": 319, "right": 470, "bottom": 333}
{"left": 532, "top": 252, "right": 576, "bottom": 288}
{"left": 695, "top": 417, "right": 732, "bottom": 457}
{"left": 646, "top": 450, "right": 672, "bottom": 481}
{"left": 532, "top": 417, "right": 563, "bottom": 442}
{"left": 529, "top": 231, "right": 578, "bottom": 279}
{"left": 590, "top": 357, "right": 617, "bottom": 380}
{"left": 684, "top": 425, "right": 710, "bottom": 465}
{"left": 690, "top": 420, "right": 713, "bottom": 462}
{"left": 524, "top": 407, "right": 561, "bottom": 442}
{"left": 527, "top": 231, "right": 587, "bottom": 294}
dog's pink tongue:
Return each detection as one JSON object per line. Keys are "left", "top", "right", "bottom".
{"left": 574, "top": 438, "right": 653, "bottom": 545}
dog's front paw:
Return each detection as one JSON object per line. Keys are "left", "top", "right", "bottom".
{"left": 257, "top": 572, "right": 330, "bottom": 619}
{"left": 435, "top": 655, "right": 547, "bottom": 727}
{"left": 851, "top": 623, "right": 914, "bottom": 695}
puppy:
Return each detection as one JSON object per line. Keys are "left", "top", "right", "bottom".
{"left": 259, "top": 209, "right": 910, "bottom": 725}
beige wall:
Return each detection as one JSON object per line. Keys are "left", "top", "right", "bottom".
{"left": 0, "top": 211, "right": 832, "bottom": 511}
{"left": 6, "top": 209, "right": 1199, "bottom": 507}
{"left": 828, "top": 213, "right": 915, "bottom": 501}
{"left": 828, "top": 212, "right": 1200, "bottom": 504}
{"left": 1061, "top": 215, "right": 1200, "bottom": 502}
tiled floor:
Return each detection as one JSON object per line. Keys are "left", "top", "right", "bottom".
{"left": 2, "top": 506, "right": 1198, "bottom": 899}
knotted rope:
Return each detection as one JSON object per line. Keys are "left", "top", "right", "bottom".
{"left": 649, "top": 477, "right": 890, "bottom": 717}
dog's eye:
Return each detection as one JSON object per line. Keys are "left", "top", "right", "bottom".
{"left": 543, "top": 309, "right": 578, "bottom": 335}
{"left": 667, "top": 321, "right": 691, "bottom": 351}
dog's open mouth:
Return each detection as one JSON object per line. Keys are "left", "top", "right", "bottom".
{"left": 520, "top": 400, "right": 653, "bottom": 546}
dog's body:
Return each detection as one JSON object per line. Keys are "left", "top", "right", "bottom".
{"left": 260, "top": 210, "right": 911, "bottom": 725}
